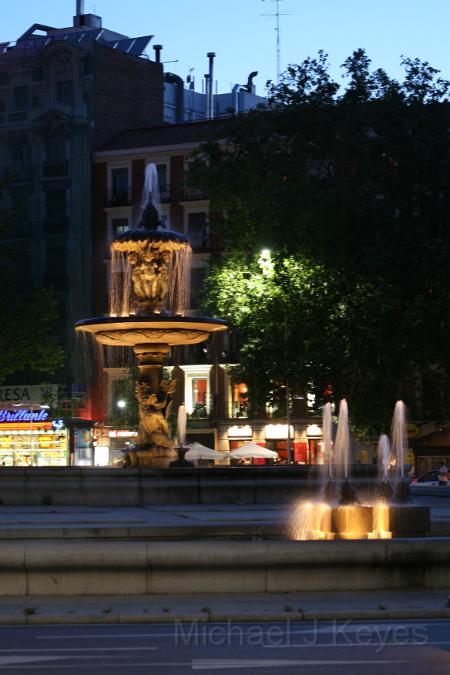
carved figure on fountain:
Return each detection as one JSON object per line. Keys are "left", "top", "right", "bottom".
{"left": 128, "top": 247, "right": 171, "bottom": 315}
{"left": 135, "top": 379, "right": 177, "bottom": 445}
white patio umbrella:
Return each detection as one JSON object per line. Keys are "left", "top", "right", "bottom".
{"left": 231, "top": 443, "right": 278, "bottom": 459}
{"left": 185, "top": 442, "right": 229, "bottom": 461}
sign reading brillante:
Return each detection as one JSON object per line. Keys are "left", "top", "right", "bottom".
{"left": 0, "top": 409, "right": 49, "bottom": 423}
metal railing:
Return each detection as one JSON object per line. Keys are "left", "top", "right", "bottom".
{"left": 106, "top": 188, "right": 133, "bottom": 207}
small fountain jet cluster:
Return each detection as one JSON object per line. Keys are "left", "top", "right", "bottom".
{"left": 289, "top": 399, "right": 429, "bottom": 540}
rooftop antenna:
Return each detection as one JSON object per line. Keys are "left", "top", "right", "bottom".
{"left": 260, "top": 0, "right": 291, "bottom": 83}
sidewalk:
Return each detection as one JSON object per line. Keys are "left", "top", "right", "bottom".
{"left": 1, "top": 591, "right": 449, "bottom": 625}
{"left": 0, "top": 504, "right": 290, "bottom": 539}
{"left": 0, "top": 500, "right": 447, "bottom": 538}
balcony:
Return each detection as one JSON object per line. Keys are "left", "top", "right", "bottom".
{"left": 106, "top": 188, "right": 133, "bottom": 207}
{"left": 159, "top": 184, "right": 171, "bottom": 203}
{"left": 182, "top": 184, "right": 208, "bottom": 201}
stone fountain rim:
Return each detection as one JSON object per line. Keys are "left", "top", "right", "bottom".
{"left": 75, "top": 315, "right": 228, "bottom": 330}
{"left": 75, "top": 315, "right": 228, "bottom": 346}
{"left": 112, "top": 228, "right": 189, "bottom": 248}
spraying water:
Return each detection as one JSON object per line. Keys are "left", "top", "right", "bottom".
{"left": 322, "top": 402, "right": 333, "bottom": 479}
{"left": 134, "top": 163, "right": 162, "bottom": 228}
{"left": 333, "top": 399, "right": 350, "bottom": 480}
{"left": 377, "top": 434, "right": 391, "bottom": 482}
{"left": 390, "top": 400, "right": 406, "bottom": 480}
{"left": 177, "top": 404, "right": 187, "bottom": 447}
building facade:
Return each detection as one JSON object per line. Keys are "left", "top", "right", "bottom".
{"left": 0, "top": 8, "right": 163, "bottom": 390}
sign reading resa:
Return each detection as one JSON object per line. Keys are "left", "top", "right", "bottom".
{"left": 0, "top": 385, "right": 58, "bottom": 406}
{"left": 0, "top": 409, "right": 49, "bottom": 423}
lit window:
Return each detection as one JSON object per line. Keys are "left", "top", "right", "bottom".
{"left": 180, "top": 365, "right": 212, "bottom": 415}
{"left": 112, "top": 218, "right": 129, "bottom": 236}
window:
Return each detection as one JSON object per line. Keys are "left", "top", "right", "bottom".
{"left": 112, "top": 218, "right": 129, "bottom": 237}
{"left": 184, "top": 158, "right": 207, "bottom": 199}
{"left": 232, "top": 383, "right": 249, "bottom": 418}
{"left": 56, "top": 80, "right": 73, "bottom": 105}
{"left": 13, "top": 86, "right": 30, "bottom": 111}
{"left": 187, "top": 211, "right": 208, "bottom": 250}
{"left": 45, "top": 189, "right": 66, "bottom": 221}
{"left": 190, "top": 267, "right": 206, "bottom": 310}
{"left": 111, "top": 168, "right": 129, "bottom": 204}
{"left": 46, "top": 135, "right": 66, "bottom": 165}
{"left": 180, "top": 365, "right": 212, "bottom": 415}
{"left": 192, "top": 378, "right": 207, "bottom": 406}
{"left": 11, "top": 187, "right": 31, "bottom": 236}
{"left": 156, "top": 163, "right": 169, "bottom": 200}
{"left": 45, "top": 244, "right": 67, "bottom": 291}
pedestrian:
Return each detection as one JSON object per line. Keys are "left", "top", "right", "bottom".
{"left": 438, "top": 461, "right": 448, "bottom": 486}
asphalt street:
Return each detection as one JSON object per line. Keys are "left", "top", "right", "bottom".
{"left": 0, "top": 619, "right": 449, "bottom": 674}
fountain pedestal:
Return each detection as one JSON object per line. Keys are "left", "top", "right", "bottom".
{"left": 76, "top": 316, "right": 227, "bottom": 467}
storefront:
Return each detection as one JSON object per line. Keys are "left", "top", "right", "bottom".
{"left": 105, "top": 429, "right": 138, "bottom": 467}
{"left": 0, "top": 407, "right": 68, "bottom": 466}
{"left": 219, "top": 420, "right": 324, "bottom": 464}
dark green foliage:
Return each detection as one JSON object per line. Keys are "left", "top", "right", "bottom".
{"left": 194, "top": 50, "right": 450, "bottom": 433}
{"left": 0, "top": 179, "right": 64, "bottom": 383}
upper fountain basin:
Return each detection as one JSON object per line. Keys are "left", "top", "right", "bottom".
{"left": 112, "top": 228, "right": 189, "bottom": 250}
{"left": 75, "top": 315, "right": 228, "bottom": 347}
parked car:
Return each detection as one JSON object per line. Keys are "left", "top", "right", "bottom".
{"left": 410, "top": 470, "right": 439, "bottom": 487}
{"left": 410, "top": 470, "right": 450, "bottom": 494}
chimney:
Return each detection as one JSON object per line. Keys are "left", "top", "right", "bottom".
{"left": 74, "top": 0, "right": 84, "bottom": 26}
{"left": 74, "top": 0, "right": 102, "bottom": 28}
{"left": 204, "top": 74, "right": 211, "bottom": 119}
{"left": 207, "top": 52, "right": 216, "bottom": 120}
{"left": 153, "top": 44, "right": 162, "bottom": 63}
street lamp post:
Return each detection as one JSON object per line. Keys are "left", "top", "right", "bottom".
{"left": 286, "top": 381, "right": 292, "bottom": 464}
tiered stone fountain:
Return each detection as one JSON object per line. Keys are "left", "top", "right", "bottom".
{"left": 76, "top": 165, "right": 227, "bottom": 466}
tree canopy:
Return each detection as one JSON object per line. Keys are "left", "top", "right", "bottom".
{"left": 0, "top": 179, "right": 64, "bottom": 384}
{"left": 194, "top": 50, "right": 450, "bottom": 433}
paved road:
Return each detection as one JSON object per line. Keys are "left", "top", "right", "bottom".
{"left": 0, "top": 619, "right": 449, "bottom": 674}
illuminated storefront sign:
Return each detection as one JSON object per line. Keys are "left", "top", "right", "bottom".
{"left": 0, "top": 409, "right": 49, "bottom": 423}
{"left": 227, "top": 425, "right": 253, "bottom": 439}
{"left": 306, "top": 424, "right": 322, "bottom": 438}
{"left": 265, "top": 424, "right": 294, "bottom": 440}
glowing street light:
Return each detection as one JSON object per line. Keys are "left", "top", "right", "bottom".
{"left": 258, "top": 248, "right": 274, "bottom": 276}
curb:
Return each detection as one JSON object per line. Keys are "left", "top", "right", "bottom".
{"left": 1, "top": 607, "right": 450, "bottom": 625}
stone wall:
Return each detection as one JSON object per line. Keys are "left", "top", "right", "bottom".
{"left": 0, "top": 538, "right": 447, "bottom": 595}
{"left": 0, "top": 466, "right": 377, "bottom": 506}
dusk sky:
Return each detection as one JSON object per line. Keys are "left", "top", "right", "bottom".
{"left": 2, "top": 0, "right": 450, "bottom": 97}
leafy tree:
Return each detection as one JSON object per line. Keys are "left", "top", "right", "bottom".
{"left": 194, "top": 50, "right": 450, "bottom": 432}
{"left": 0, "top": 179, "right": 64, "bottom": 383}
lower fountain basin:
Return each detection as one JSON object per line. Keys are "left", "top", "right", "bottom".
{"left": 75, "top": 315, "right": 228, "bottom": 347}
{"left": 332, "top": 505, "right": 373, "bottom": 539}
{"left": 289, "top": 502, "right": 431, "bottom": 540}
